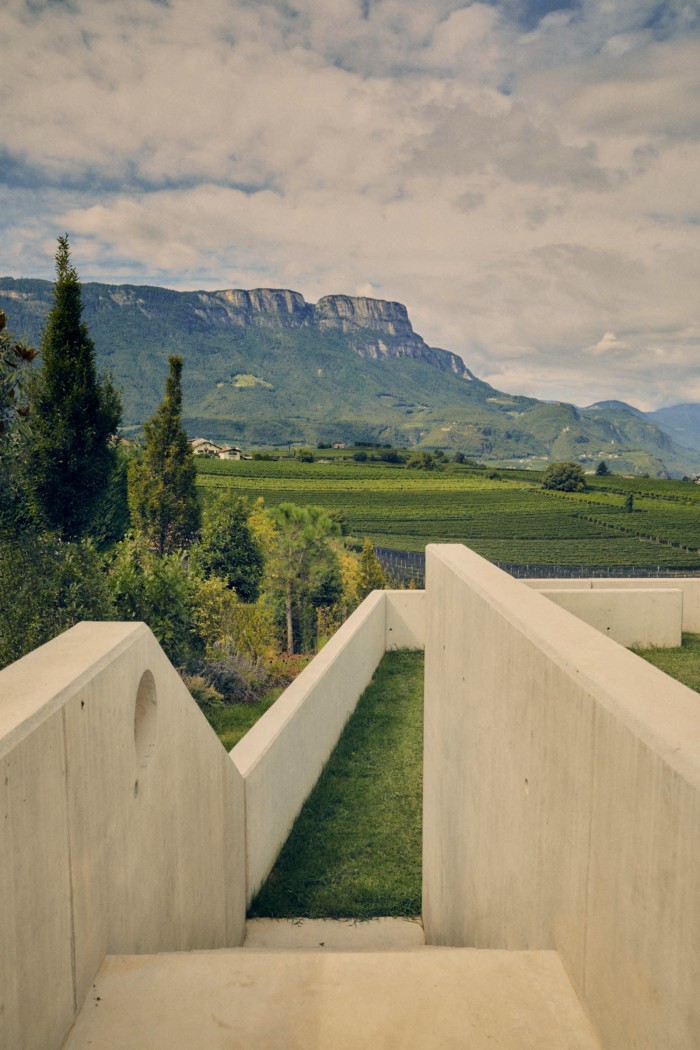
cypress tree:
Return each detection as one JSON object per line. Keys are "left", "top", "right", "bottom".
{"left": 27, "top": 235, "right": 121, "bottom": 539}
{"left": 128, "top": 355, "right": 200, "bottom": 555}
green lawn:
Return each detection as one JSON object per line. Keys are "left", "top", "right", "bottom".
{"left": 249, "top": 649, "right": 424, "bottom": 919}
{"left": 633, "top": 633, "right": 700, "bottom": 694}
{"left": 203, "top": 687, "right": 283, "bottom": 751}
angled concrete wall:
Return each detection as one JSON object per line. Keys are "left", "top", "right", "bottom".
{"left": 423, "top": 545, "right": 700, "bottom": 1050}
{"left": 0, "top": 622, "right": 246, "bottom": 1050}
{"left": 539, "top": 587, "right": 682, "bottom": 647}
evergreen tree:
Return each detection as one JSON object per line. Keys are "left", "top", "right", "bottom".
{"left": 26, "top": 236, "right": 121, "bottom": 539}
{"left": 128, "top": 355, "right": 200, "bottom": 555}
{"left": 0, "top": 310, "right": 37, "bottom": 534}
{"left": 191, "top": 490, "right": 264, "bottom": 601}
{"left": 595, "top": 460, "right": 611, "bottom": 476}
{"left": 357, "top": 538, "right": 387, "bottom": 600}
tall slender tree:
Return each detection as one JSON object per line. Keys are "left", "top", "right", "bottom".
{"left": 128, "top": 355, "right": 200, "bottom": 555}
{"left": 266, "top": 503, "right": 339, "bottom": 653}
{"left": 27, "top": 235, "right": 121, "bottom": 539}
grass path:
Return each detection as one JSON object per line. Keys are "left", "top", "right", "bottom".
{"left": 249, "top": 649, "right": 424, "bottom": 919}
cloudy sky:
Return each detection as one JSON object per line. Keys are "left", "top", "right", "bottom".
{"left": 2, "top": 0, "right": 699, "bottom": 409}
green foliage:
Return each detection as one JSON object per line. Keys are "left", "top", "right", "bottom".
{"left": 0, "top": 312, "right": 38, "bottom": 534}
{"left": 295, "top": 448, "right": 315, "bottom": 463}
{"left": 108, "top": 534, "right": 198, "bottom": 663}
{"left": 26, "top": 237, "right": 121, "bottom": 540}
{"left": 0, "top": 309, "right": 37, "bottom": 442}
{"left": 542, "top": 461, "right": 587, "bottom": 492}
{"left": 623, "top": 493, "right": 634, "bottom": 513}
{"left": 357, "top": 538, "right": 387, "bottom": 599}
{"left": 596, "top": 460, "right": 611, "bottom": 476}
{"left": 128, "top": 355, "right": 200, "bottom": 555}
{"left": 266, "top": 502, "right": 341, "bottom": 653}
{"left": 250, "top": 649, "right": 424, "bottom": 919}
{"left": 0, "top": 534, "right": 113, "bottom": 670}
{"left": 191, "top": 490, "right": 264, "bottom": 601}
{"left": 406, "top": 450, "right": 442, "bottom": 471}
{"left": 89, "top": 444, "right": 132, "bottom": 549}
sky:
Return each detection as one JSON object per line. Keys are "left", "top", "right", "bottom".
{"left": 1, "top": 0, "right": 699, "bottom": 410}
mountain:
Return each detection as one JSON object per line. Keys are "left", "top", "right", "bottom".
{"left": 646, "top": 404, "right": 700, "bottom": 454}
{"left": 1, "top": 276, "right": 697, "bottom": 476}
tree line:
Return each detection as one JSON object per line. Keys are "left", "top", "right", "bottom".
{"left": 0, "top": 238, "right": 388, "bottom": 703}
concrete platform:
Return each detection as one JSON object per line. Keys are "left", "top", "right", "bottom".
{"left": 62, "top": 947, "right": 602, "bottom": 1049}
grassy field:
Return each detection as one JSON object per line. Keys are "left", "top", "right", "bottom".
{"left": 249, "top": 649, "right": 424, "bottom": 919}
{"left": 197, "top": 457, "right": 700, "bottom": 570}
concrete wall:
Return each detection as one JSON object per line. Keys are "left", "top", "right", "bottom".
{"left": 423, "top": 545, "right": 700, "bottom": 1050}
{"left": 525, "top": 577, "right": 700, "bottom": 633}
{"left": 385, "top": 589, "right": 425, "bottom": 649}
{"left": 0, "top": 622, "right": 246, "bottom": 1050}
{"left": 232, "top": 591, "right": 388, "bottom": 903}
{"left": 539, "top": 587, "right": 682, "bottom": 647}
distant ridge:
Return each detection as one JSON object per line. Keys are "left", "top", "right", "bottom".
{"left": 1, "top": 275, "right": 698, "bottom": 476}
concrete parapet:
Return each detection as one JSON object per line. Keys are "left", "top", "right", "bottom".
{"left": 423, "top": 545, "right": 700, "bottom": 1050}
{"left": 232, "top": 591, "right": 389, "bottom": 903}
{"left": 0, "top": 622, "right": 246, "bottom": 1050}
{"left": 525, "top": 576, "right": 700, "bottom": 632}
{"left": 539, "top": 587, "right": 682, "bottom": 647}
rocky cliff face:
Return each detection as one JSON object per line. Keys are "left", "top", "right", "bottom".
{"left": 189, "top": 287, "right": 473, "bottom": 378}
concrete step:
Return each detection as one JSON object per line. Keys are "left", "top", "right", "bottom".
{"left": 243, "top": 916, "right": 426, "bottom": 949}
{"left": 62, "top": 946, "right": 602, "bottom": 1049}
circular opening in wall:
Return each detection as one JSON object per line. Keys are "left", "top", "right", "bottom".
{"left": 134, "top": 670, "right": 158, "bottom": 767}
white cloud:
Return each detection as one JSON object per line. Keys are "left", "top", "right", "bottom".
{"left": 1, "top": 0, "right": 699, "bottom": 408}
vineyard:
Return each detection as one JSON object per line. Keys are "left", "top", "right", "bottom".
{"left": 196, "top": 459, "right": 700, "bottom": 571}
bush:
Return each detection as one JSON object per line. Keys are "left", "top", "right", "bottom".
{"left": 542, "top": 461, "right": 587, "bottom": 492}
{"left": 108, "top": 534, "right": 198, "bottom": 663}
{"left": 0, "top": 534, "right": 113, "bottom": 670}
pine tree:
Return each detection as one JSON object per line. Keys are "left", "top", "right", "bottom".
{"left": 128, "top": 355, "right": 200, "bottom": 555}
{"left": 27, "top": 236, "right": 121, "bottom": 539}
{"left": 265, "top": 503, "right": 339, "bottom": 653}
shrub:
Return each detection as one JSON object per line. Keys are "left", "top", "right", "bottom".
{"left": 542, "top": 461, "right": 587, "bottom": 492}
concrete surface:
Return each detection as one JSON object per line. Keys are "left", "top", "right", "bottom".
{"left": 61, "top": 948, "right": 602, "bottom": 1050}
{"left": 423, "top": 545, "right": 700, "bottom": 1050}
{"left": 539, "top": 586, "right": 682, "bottom": 647}
{"left": 524, "top": 576, "right": 700, "bottom": 632}
{"left": 385, "top": 589, "right": 425, "bottom": 649}
{"left": 231, "top": 591, "right": 388, "bottom": 903}
{"left": 244, "top": 917, "right": 425, "bottom": 949}
{"left": 0, "top": 622, "right": 246, "bottom": 1050}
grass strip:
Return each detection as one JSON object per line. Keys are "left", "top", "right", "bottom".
{"left": 249, "top": 649, "right": 424, "bottom": 919}
{"left": 203, "top": 688, "right": 283, "bottom": 751}
{"left": 632, "top": 632, "right": 700, "bottom": 694}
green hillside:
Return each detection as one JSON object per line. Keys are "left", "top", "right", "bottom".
{"left": 1, "top": 276, "right": 697, "bottom": 475}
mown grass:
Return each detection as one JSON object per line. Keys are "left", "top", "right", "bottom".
{"left": 632, "top": 632, "right": 700, "bottom": 694}
{"left": 249, "top": 649, "right": 424, "bottom": 919}
{"left": 203, "top": 687, "right": 283, "bottom": 751}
